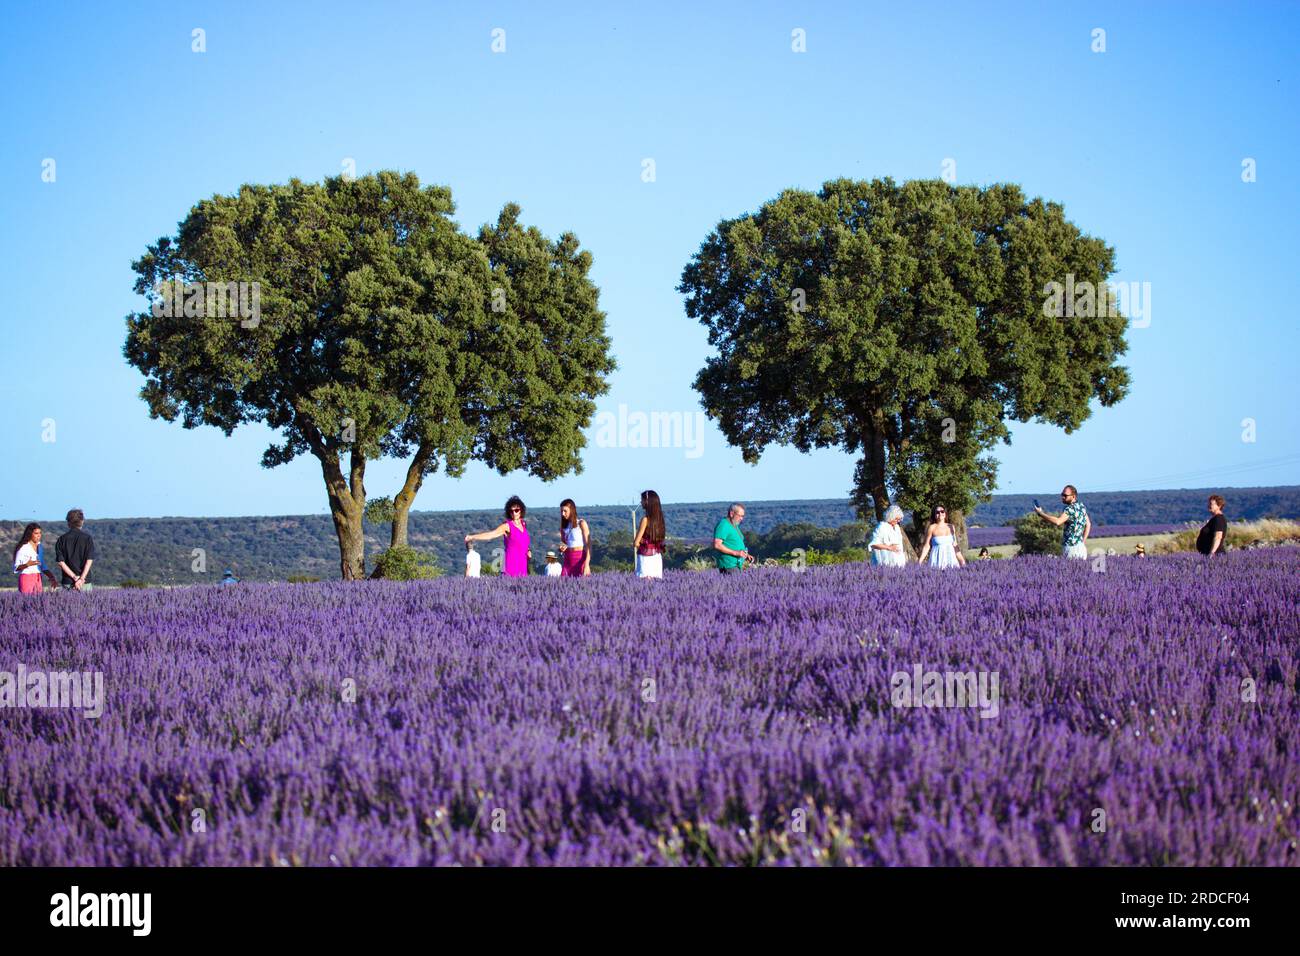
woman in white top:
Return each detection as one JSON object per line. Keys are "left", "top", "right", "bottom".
{"left": 917, "top": 505, "right": 966, "bottom": 569}
{"left": 12, "top": 523, "right": 49, "bottom": 595}
{"left": 557, "top": 499, "right": 591, "bottom": 577}
{"left": 868, "top": 505, "right": 908, "bottom": 567}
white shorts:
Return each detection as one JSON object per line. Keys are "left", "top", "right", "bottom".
{"left": 1063, "top": 542, "right": 1089, "bottom": 560}
{"left": 636, "top": 553, "right": 663, "bottom": 578}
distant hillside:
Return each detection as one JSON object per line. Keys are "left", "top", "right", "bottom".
{"left": 4, "top": 485, "right": 1296, "bottom": 586}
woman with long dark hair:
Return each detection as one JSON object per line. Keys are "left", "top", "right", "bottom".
{"left": 465, "top": 496, "right": 532, "bottom": 578}
{"left": 12, "top": 523, "right": 50, "bottom": 594}
{"left": 633, "top": 490, "right": 666, "bottom": 579}
{"left": 557, "top": 499, "right": 591, "bottom": 577}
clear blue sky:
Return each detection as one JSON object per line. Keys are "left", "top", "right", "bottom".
{"left": 2, "top": 1, "right": 1297, "bottom": 520}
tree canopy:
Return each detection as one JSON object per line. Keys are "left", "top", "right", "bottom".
{"left": 679, "top": 177, "right": 1130, "bottom": 546}
{"left": 125, "top": 171, "right": 614, "bottom": 577}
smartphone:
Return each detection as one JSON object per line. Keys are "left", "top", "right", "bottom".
{"left": 1033, "top": 499, "right": 1040, "bottom": 508}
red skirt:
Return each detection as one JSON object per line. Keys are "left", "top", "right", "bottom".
{"left": 18, "top": 574, "right": 43, "bottom": 594}
{"left": 561, "top": 548, "right": 585, "bottom": 576}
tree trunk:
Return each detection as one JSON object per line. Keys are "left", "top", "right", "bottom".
{"left": 315, "top": 445, "right": 367, "bottom": 580}
{"left": 948, "top": 508, "right": 970, "bottom": 555}
{"left": 866, "top": 414, "right": 889, "bottom": 521}
{"left": 389, "top": 445, "right": 432, "bottom": 549}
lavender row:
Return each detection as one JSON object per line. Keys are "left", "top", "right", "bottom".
{"left": 1, "top": 551, "right": 1296, "bottom": 865}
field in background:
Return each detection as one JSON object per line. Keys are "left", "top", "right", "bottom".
{"left": 3, "top": 486, "right": 1296, "bottom": 585}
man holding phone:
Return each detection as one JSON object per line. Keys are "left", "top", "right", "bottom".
{"left": 1034, "top": 486, "right": 1090, "bottom": 559}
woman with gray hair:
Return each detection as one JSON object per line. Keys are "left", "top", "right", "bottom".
{"left": 868, "top": 505, "right": 907, "bottom": 567}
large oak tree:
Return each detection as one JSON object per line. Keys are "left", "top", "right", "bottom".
{"left": 125, "top": 171, "right": 614, "bottom": 578}
{"left": 679, "top": 178, "right": 1130, "bottom": 548}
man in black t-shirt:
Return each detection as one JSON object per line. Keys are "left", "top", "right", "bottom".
{"left": 1196, "top": 494, "right": 1228, "bottom": 556}
{"left": 55, "top": 508, "right": 96, "bottom": 589}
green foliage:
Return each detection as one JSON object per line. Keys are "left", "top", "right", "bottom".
{"left": 680, "top": 178, "right": 1131, "bottom": 526}
{"left": 285, "top": 575, "right": 321, "bottom": 584}
{"left": 682, "top": 556, "right": 714, "bottom": 572}
{"left": 747, "top": 521, "right": 870, "bottom": 560}
{"left": 364, "top": 497, "right": 396, "bottom": 526}
{"left": 372, "top": 545, "right": 442, "bottom": 581}
{"left": 124, "top": 171, "right": 615, "bottom": 578}
{"left": 800, "top": 546, "right": 868, "bottom": 566}
{"left": 1012, "top": 512, "right": 1063, "bottom": 556}
{"left": 118, "top": 579, "right": 149, "bottom": 589}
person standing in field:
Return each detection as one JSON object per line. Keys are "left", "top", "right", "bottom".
{"left": 633, "top": 489, "right": 666, "bottom": 579}
{"left": 713, "top": 503, "right": 753, "bottom": 574}
{"left": 1196, "top": 494, "right": 1229, "bottom": 556}
{"left": 12, "top": 523, "right": 53, "bottom": 594}
{"left": 557, "top": 499, "right": 591, "bottom": 577}
{"left": 1034, "top": 485, "right": 1090, "bottom": 559}
{"left": 56, "top": 509, "right": 95, "bottom": 591}
{"left": 917, "top": 505, "right": 966, "bottom": 569}
{"left": 868, "top": 505, "right": 907, "bottom": 567}
{"left": 464, "top": 540, "right": 481, "bottom": 578}
{"left": 465, "top": 496, "right": 531, "bottom": 578}
{"left": 544, "top": 551, "right": 563, "bottom": 577}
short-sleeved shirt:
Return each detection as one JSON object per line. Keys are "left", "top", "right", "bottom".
{"left": 869, "top": 521, "right": 906, "bottom": 567}
{"left": 714, "top": 518, "right": 746, "bottom": 570}
{"left": 1196, "top": 513, "right": 1227, "bottom": 555}
{"left": 13, "top": 542, "right": 39, "bottom": 575}
{"left": 1061, "top": 502, "right": 1088, "bottom": 547}
{"left": 56, "top": 527, "right": 95, "bottom": 585}
{"left": 465, "top": 550, "right": 481, "bottom": 577}
{"left": 544, "top": 562, "right": 562, "bottom": 577}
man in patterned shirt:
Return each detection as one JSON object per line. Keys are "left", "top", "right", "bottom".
{"left": 1034, "top": 485, "right": 1091, "bottom": 559}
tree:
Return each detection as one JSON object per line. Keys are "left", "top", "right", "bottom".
{"left": 679, "top": 178, "right": 1130, "bottom": 550}
{"left": 125, "top": 172, "right": 614, "bottom": 578}
{"left": 380, "top": 203, "right": 616, "bottom": 550}
{"left": 1012, "top": 511, "right": 1063, "bottom": 556}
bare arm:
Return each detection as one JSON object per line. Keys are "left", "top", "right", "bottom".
{"left": 581, "top": 520, "right": 592, "bottom": 575}
{"left": 1210, "top": 531, "right": 1224, "bottom": 555}
{"left": 1035, "top": 507, "right": 1067, "bottom": 527}
{"left": 465, "top": 522, "right": 509, "bottom": 544}
{"left": 633, "top": 517, "right": 647, "bottom": 549}
{"left": 713, "top": 538, "right": 749, "bottom": 559}
{"left": 917, "top": 525, "right": 934, "bottom": 563}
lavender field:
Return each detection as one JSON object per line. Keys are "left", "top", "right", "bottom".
{"left": 2, "top": 551, "right": 1298, "bottom": 866}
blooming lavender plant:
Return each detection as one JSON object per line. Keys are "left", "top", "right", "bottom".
{"left": 1, "top": 551, "right": 1296, "bottom": 866}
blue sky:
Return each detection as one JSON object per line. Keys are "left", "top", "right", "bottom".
{"left": 2, "top": 1, "right": 1298, "bottom": 520}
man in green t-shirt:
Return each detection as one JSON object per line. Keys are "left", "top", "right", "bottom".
{"left": 713, "top": 503, "right": 753, "bottom": 573}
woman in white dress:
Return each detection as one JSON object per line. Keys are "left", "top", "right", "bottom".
{"left": 868, "top": 505, "right": 908, "bottom": 567}
{"left": 917, "top": 505, "right": 966, "bottom": 569}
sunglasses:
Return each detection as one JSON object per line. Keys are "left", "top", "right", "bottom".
{"left": 509, "top": 507, "right": 522, "bottom": 514}
{"left": 934, "top": 509, "right": 946, "bottom": 515}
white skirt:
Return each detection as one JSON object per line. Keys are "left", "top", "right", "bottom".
{"left": 636, "top": 553, "right": 663, "bottom": 578}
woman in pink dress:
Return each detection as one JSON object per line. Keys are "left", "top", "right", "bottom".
{"left": 465, "top": 497, "right": 532, "bottom": 577}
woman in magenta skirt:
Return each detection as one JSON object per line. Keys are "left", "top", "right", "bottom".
{"left": 465, "top": 496, "right": 532, "bottom": 577}
{"left": 557, "top": 499, "right": 591, "bottom": 577}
